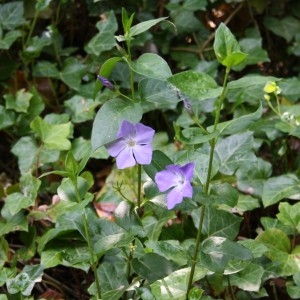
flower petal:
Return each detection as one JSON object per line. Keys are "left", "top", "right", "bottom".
{"left": 133, "top": 144, "right": 153, "bottom": 165}
{"left": 115, "top": 147, "right": 136, "bottom": 169}
{"left": 105, "top": 138, "right": 126, "bottom": 157}
{"left": 180, "top": 162, "right": 194, "bottom": 181}
{"left": 117, "top": 120, "right": 136, "bottom": 138}
{"left": 166, "top": 187, "right": 184, "bottom": 209}
{"left": 182, "top": 180, "right": 193, "bottom": 198}
{"left": 135, "top": 123, "right": 155, "bottom": 144}
{"left": 155, "top": 168, "right": 178, "bottom": 192}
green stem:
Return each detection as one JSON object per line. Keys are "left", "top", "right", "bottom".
{"left": 26, "top": 10, "right": 39, "bottom": 46}
{"left": 126, "top": 39, "right": 136, "bottom": 102}
{"left": 186, "top": 66, "right": 231, "bottom": 298}
{"left": 137, "top": 164, "right": 142, "bottom": 214}
{"left": 73, "top": 182, "right": 102, "bottom": 299}
{"left": 275, "top": 93, "right": 281, "bottom": 115}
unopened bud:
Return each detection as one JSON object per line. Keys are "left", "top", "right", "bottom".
{"left": 97, "top": 75, "right": 115, "bottom": 90}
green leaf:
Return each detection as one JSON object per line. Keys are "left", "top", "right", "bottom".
{"left": 207, "top": 104, "right": 262, "bottom": 136}
{"left": 168, "top": 71, "right": 221, "bottom": 101}
{"left": 114, "top": 201, "right": 145, "bottom": 237}
{"left": 59, "top": 57, "right": 87, "bottom": 91}
{"left": 150, "top": 267, "right": 207, "bottom": 300}
{"left": 139, "top": 78, "right": 180, "bottom": 110}
{"left": 0, "top": 30, "right": 21, "bottom": 49}
{"left": 213, "top": 23, "right": 247, "bottom": 67}
{"left": 4, "top": 174, "right": 41, "bottom": 215}
{"left": 145, "top": 240, "right": 187, "bottom": 266}
{"left": 11, "top": 136, "right": 59, "bottom": 174}
{"left": 5, "top": 89, "right": 33, "bottom": 113}
{"left": 256, "top": 228, "right": 298, "bottom": 276}
{"left": 132, "top": 253, "right": 177, "bottom": 283}
{"left": 277, "top": 202, "right": 300, "bottom": 233}
{"left": 262, "top": 174, "right": 300, "bottom": 207}
{"left": 91, "top": 98, "right": 143, "bottom": 150}
{"left": 0, "top": 237, "right": 8, "bottom": 268}
{"left": 64, "top": 95, "right": 97, "bottom": 123}
{"left": 30, "top": 116, "right": 72, "bottom": 150}
{"left": 229, "top": 263, "right": 264, "bottom": 291}
{"left": 129, "top": 17, "right": 168, "bottom": 37}
{"left": 23, "top": 35, "right": 52, "bottom": 59}
{"left": 32, "top": 61, "right": 59, "bottom": 78}
{"left": 97, "top": 262, "right": 128, "bottom": 300}
{"left": 215, "top": 132, "right": 256, "bottom": 175}
{"left": 236, "top": 157, "right": 272, "bottom": 198}
{"left": 93, "top": 57, "right": 122, "bottom": 98}
{"left": 0, "top": 2, "right": 25, "bottom": 30}
{"left": 0, "top": 267, "right": 17, "bottom": 287}
{"left": 0, "top": 210, "right": 28, "bottom": 236}
{"left": 130, "top": 53, "right": 172, "bottom": 80}
{"left": 143, "top": 150, "right": 173, "bottom": 181}
{"left": 191, "top": 206, "right": 242, "bottom": 240}
{"left": 57, "top": 177, "right": 90, "bottom": 202}
{"left": 264, "top": 16, "right": 300, "bottom": 42}
{"left": 200, "top": 236, "right": 252, "bottom": 273}
{"left": 0, "top": 105, "right": 15, "bottom": 129}
{"left": 6, "top": 264, "right": 43, "bottom": 296}
{"left": 85, "top": 11, "right": 118, "bottom": 56}
{"left": 35, "top": 0, "right": 52, "bottom": 11}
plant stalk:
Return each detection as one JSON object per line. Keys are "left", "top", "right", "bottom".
{"left": 186, "top": 66, "right": 231, "bottom": 298}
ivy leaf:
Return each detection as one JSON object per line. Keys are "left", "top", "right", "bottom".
{"left": 262, "top": 174, "right": 300, "bottom": 207}
{"left": 0, "top": 105, "right": 15, "bottom": 129}
{"left": 0, "top": 30, "right": 21, "bottom": 49}
{"left": 4, "top": 89, "right": 32, "bottom": 113}
{"left": 30, "top": 116, "right": 72, "bottom": 150}
{"left": 213, "top": 23, "right": 247, "bottom": 67}
{"left": 277, "top": 202, "right": 300, "bottom": 233}
{"left": 0, "top": 2, "right": 25, "bottom": 30}
{"left": 85, "top": 11, "right": 118, "bottom": 56}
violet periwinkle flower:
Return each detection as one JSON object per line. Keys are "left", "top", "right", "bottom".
{"left": 155, "top": 163, "right": 194, "bottom": 210}
{"left": 105, "top": 120, "right": 155, "bottom": 169}
{"left": 97, "top": 75, "right": 115, "bottom": 90}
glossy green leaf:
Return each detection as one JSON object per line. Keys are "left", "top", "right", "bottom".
{"left": 0, "top": 210, "right": 28, "bottom": 236}
{"left": 59, "top": 57, "right": 87, "bottom": 91}
{"left": 132, "top": 253, "right": 177, "bottom": 283}
{"left": 200, "top": 236, "right": 252, "bottom": 273}
{"left": 230, "top": 263, "right": 264, "bottom": 291}
{"left": 6, "top": 264, "right": 43, "bottom": 296}
{"left": 0, "top": 267, "right": 17, "bottom": 288}
{"left": 0, "top": 30, "right": 21, "bottom": 49}
{"left": 23, "top": 35, "right": 52, "bottom": 59}
{"left": 264, "top": 16, "right": 300, "bottom": 42}
{"left": 97, "top": 262, "right": 128, "bottom": 300}
{"left": 32, "top": 61, "right": 59, "bottom": 78}
{"left": 129, "top": 17, "right": 168, "bottom": 37}
{"left": 168, "top": 71, "right": 221, "bottom": 100}
{"left": 277, "top": 202, "right": 300, "bottom": 233}
{"left": 239, "top": 239, "right": 269, "bottom": 258}
{"left": 213, "top": 23, "right": 247, "bottom": 67}
{"left": 0, "top": 105, "right": 15, "bottom": 129}
{"left": 145, "top": 240, "right": 187, "bottom": 266}
{"left": 64, "top": 95, "right": 97, "bottom": 123}
{"left": 114, "top": 201, "right": 145, "bottom": 237}
{"left": 0, "top": 237, "right": 8, "bottom": 268}
{"left": 143, "top": 150, "right": 173, "bottom": 181}
{"left": 207, "top": 104, "right": 262, "bottom": 136}
{"left": 85, "top": 11, "right": 117, "bottom": 56}
{"left": 192, "top": 206, "right": 242, "bottom": 240}
{"left": 57, "top": 177, "right": 90, "bottom": 202}
{"left": 130, "top": 53, "right": 172, "bottom": 80}
{"left": 262, "top": 174, "right": 300, "bottom": 207}
{"left": 91, "top": 98, "right": 142, "bottom": 150}
{"left": 5, "top": 89, "right": 32, "bottom": 113}
{"left": 0, "top": 2, "right": 25, "bottom": 30}
{"left": 30, "top": 116, "right": 72, "bottom": 150}
{"left": 4, "top": 173, "right": 41, "bottom": 215}
{"left": 215, "top": 132, "right": 256, "bottom": 175}
{"left": 35, "top": 0, "right": 52, "bottom": 11}
{"left": 256, "top": 228, "right": 298, "bottom": 276}
{"left": 287, "top": 285, "right": 300, "bottom": 299}
{"left": 236, "top": 157, "right": 272, "bottom": 198}
{"left": 139, "top": 78, "right": 179, "bottom": 110}
{"left": 150, "top": 267, "right": 207, "bottom": 300}
{"left": 93, "top": 57, "right": 122, "bottom": 98}
{"left": 11, "top": 136, "right": 59, "bottom": 174}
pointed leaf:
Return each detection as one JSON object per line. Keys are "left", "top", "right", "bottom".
{"left": 129, "top": 17, "right": 168, "bottom": 37}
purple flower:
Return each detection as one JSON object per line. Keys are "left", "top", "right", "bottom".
{"left": 155, "top": 163, "right": 194, "bottom": 210}
{"left": 105, "top": 120, "right": 155, "bottom": 169}
{"left": 97, "top": 75, "right": 115, "bottom": 90}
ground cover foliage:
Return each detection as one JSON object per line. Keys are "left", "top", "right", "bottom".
{"left": 1, "top": 0, "right": 300, "bottom": 299}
